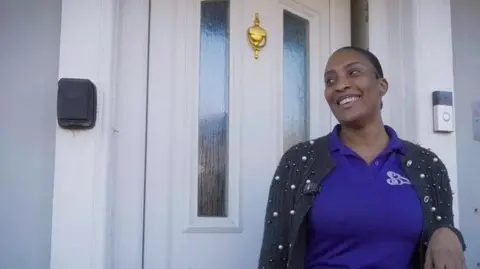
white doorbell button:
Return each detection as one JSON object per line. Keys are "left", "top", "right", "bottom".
{"left": 443, "top": 112, "right": 451, "bottom": 122}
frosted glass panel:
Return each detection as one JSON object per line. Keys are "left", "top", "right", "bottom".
{"left": 197, "top": 0, "right": 229, "bottom": 217}
{"left": 283, "top": 11, "right": 309, "bottom": 151}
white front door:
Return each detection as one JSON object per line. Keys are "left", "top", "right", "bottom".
{"left": 143, "top": 0, "right": 348, "bottom": 268}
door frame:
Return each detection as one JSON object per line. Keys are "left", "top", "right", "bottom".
{"left": 50, "top": 0, "right": 351, "bottom": 268}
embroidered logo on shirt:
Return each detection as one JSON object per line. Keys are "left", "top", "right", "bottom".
{"left": 385, "top": 171, "right": 411, "bottom": 186}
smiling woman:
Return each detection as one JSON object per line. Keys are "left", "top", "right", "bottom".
{"left": 257, "top": 46, "right": 466, "bottom": 269}
{"left": 323, "top": 47, "right": 387, "bottom": 130}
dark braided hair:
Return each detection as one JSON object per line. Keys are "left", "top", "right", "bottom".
{"left": 335, "top": 46, "right": 384, "bottom": 79}
{"left": 333, "top": 46, "right": 385, "bottom": 108}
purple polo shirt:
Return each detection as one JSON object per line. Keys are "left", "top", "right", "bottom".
{"left": 305, "top": 125, "right": 423, "bottom": 269}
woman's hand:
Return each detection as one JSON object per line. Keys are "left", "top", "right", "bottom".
{"left": 424, "top": 227, "right": 465, "bottom": 269}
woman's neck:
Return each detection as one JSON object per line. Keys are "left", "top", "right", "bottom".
{"left": 339, "top": 118, "right": 389, "bottom": 162}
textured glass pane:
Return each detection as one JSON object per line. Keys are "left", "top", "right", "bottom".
{"left": 283, "top": 11, "right": 309, "bottom": 151}
{"left": 197, "top": 0, "right": 229, "bottom": 217}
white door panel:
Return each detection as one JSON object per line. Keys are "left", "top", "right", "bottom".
{"left": 144, "top": 0, "right": 339, "bottom": 268}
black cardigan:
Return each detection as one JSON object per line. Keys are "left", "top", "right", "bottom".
{"left": 257, "top": 135, "right": 465, "bottom": 269}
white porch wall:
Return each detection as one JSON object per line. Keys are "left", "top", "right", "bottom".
{"left": 50, "top": 0, "right": 117, "bottom": 268}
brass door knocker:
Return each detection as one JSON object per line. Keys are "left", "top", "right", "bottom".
{"left": 247, "top": 13, "right": 267, "bottom": 59}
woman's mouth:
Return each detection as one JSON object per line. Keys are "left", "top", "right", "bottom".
{"left": 337, "top": 95, "right": 361, "bottom": 106}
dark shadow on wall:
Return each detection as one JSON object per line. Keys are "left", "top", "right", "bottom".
{"left": 0, "top": 1, "right": 62, "bottom": 268}
{"left": 451, "top": 0, "right": 480, "bottom": 267}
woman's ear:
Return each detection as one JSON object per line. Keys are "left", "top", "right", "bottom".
{"left": 379, "top": 78, "right": 389, "bottom": 97}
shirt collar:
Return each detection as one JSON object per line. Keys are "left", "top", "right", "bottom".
{"left": 328, "top": 124, "right": 406, "bottom": 155}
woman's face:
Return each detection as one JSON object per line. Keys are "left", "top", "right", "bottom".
{"left": 323, "top": 49, "right": 388, "bottom": 125}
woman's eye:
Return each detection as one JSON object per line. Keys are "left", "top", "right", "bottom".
{"left": 349, "top": 70, "right": 361, "bottom": 76}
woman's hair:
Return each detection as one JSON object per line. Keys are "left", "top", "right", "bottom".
{"left": 335, "top": 46, "right": 384, "bottom": 79}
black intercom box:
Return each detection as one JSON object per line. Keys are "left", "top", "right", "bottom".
{"left": 57, "top": 78, "right": 97, "bottom": 130}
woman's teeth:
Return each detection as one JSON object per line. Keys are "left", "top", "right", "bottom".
{"left": 339, "top": 96, "right": 359, "bottom": 106}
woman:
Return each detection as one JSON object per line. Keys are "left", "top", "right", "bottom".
{"left": 258, "top": 47, "right": 466, "bottom": 269}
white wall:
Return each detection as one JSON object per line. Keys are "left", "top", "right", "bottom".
{"left": 451, "top": 0, "right": 480, "bottom": 267}
{"left": 0, "top": 1, "right": 61, "bottom": 268}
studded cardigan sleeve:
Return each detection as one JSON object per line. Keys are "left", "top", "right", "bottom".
{"left": 257, "top": 147, "right": 298, "bottom": 269}
{"left": 428, "top": 154, "right": 466, "bottom": 251}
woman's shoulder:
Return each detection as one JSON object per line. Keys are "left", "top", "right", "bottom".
{"left": 281, "top": 135, "right": 331, "bottom": 161}
{"left": 400, "top": 139, "right": 447, "bottom": 169}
